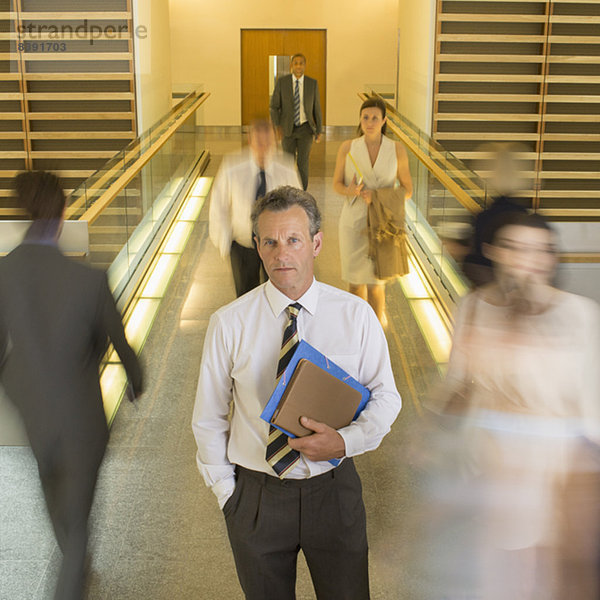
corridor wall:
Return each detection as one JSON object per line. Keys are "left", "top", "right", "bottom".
{"left": 168, "top": 0, "right": 400, "bottom": 126}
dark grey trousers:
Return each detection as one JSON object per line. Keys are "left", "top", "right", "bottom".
{"left": 282, "top": 122, "right": 314, "bottom": 191}
{"left": 223, "top": 459, "right": 370, "bottom": 600}
{"left": 230, "top": 241, "right": 264, "bottom": 298}
{"left": 35, "top": 433, "right": 106, "bottom": 600}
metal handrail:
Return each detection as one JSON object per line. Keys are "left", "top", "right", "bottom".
{"left": 358, "top": 92, "right": 600, "bottom": 264}
{"left": 359, "top": 91, "right": 487, "bottom": 214}
{"left": 361, "top": 91, "right": 600, "bottom": 222}
{"left": 68, "top": 91, "right": 209, "bottom": 223}
{"left": 0, "top": 91, "right": 209, "bottom": 222}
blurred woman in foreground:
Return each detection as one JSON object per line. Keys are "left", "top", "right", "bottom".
{"left": 433, "top": 212, "right": 600, "bottom": 598}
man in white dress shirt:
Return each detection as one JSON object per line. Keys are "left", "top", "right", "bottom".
{"left": 209, "top": 119, "right": 301, "bottom": 297}
{"left": 193, "top": 186, "right": 401, "bottom": 599}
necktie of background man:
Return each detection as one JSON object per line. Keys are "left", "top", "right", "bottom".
{"left": 256, "top": 169, "right": 266, "bottom": 201}
{"left": 293, "top": 79, "right": 301, "bottom": 127}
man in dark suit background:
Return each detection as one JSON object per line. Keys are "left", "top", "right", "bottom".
{"left": 270, "top": 53, "right": 323, "bottom": 191}
{"left": 0, "top": 171, "right": 143, "bottom": 600}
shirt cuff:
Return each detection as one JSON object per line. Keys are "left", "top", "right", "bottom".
{"left": 337, "top": 424, "right": 365, "bottom": 458}
{"left": 212, "top": 475, "right": 236, "bottom": 510}
{"left": 219, "top": 236, "right": 232, "bottom": 259}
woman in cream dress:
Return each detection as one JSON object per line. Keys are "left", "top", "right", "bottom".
{"left": 441, "top": 213, "right": 600, "bottom": 598}
{"left": 332, "top": 96, "right": 412, "bottom": 325}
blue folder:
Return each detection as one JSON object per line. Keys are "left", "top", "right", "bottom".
{"left": 260, "top": 340, "right": 371, "bottom": 466}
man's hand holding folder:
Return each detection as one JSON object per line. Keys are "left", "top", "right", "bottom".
{"left": 261, "top": 340, "right": 371, "bottom": 466}
{"left": 287, "top": 416, "right": 346, "bottom": 462}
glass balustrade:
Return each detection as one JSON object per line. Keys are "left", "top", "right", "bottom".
{"left": 67, "top": 90, "right": 208, "bottom": 302}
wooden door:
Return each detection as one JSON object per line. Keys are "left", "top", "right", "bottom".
{"left": 241, "top": 29, "right": 326, "bottom": 126}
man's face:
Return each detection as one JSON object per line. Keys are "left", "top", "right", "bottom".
{"left": 291, "top": 56, "right": 306, "bottom": 79}
{"left": 255, "top": 205, "right": 322, "bottom": 300}
{"left": 248, "top": 127, "right": 275, "bottom": 167}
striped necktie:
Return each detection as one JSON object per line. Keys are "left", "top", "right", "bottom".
{"left": 266, "top": 303, "right": 302, "bottom": 476}
{"left": 293, "top": 79, "right": 301, "bottom": 126}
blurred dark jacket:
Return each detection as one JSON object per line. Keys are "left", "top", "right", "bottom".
{"left": 0, "top": 241, "right": 142, "bottom": 452}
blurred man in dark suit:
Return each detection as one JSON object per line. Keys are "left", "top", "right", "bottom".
{"left": 0, "top": 171, "right": 143, "bottom": 600}
{"left": 270, "top": 53, "right": 322, "bottom": 190}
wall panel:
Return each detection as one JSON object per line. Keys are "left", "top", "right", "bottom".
{"left": 433, "top": 0, "right": 600, "bottom": 210}
{"left": 0, "top": 0, "right": 136, "bottom": 204}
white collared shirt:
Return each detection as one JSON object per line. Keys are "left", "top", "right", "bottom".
{"left": 292, "top": 74, "right": 307, "bottom": 125}
{"left": 192, "top": 279, "right": 402, "bottom": 508}
{"left": 208, "top": 149, "right": 301, "bottom": 257}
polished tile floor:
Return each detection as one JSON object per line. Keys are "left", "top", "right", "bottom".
{"left": 0, "top": 129, "right": 442, "bottom": 599}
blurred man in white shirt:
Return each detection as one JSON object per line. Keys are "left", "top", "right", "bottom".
{"left": 209, "top": 120, "right": 301, "bottom": 297}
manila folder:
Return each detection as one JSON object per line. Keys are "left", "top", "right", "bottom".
{"left": 270, "top": 358, "right": 362, "bottom": 437}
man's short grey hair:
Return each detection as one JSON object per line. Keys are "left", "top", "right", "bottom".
{"left": 251, "top": 186, "right": 321, "bottom": 239}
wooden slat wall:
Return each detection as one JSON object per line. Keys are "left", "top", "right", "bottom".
{"left": 433, "top": 0, "right": 600, "bottom": 211}
{"left": 0, "top": 0, "right": 136, "bottom": 204}
{"left": 541, "top": 2, "right": 600, "bottom": 210}
{"left": 0, "top": 2, "right": 27, "bottom": 200}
